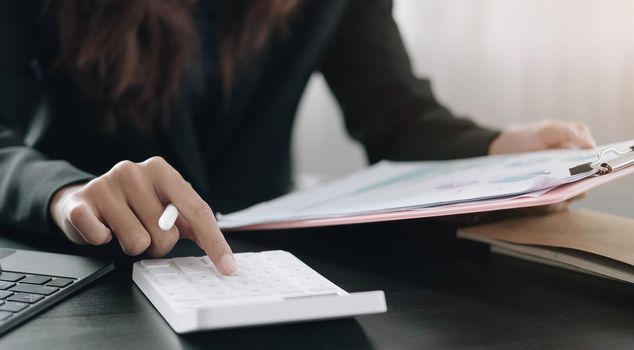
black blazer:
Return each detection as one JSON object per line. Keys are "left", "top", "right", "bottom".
{"left": 0, "top": 0, "right": 499, "bottom": 238}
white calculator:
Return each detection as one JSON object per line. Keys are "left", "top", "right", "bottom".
{"left": 133, "top": 250, "right": 387, "bottom": 333}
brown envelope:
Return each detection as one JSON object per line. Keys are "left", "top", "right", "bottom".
{"left": 461, "top": 209, "right": 634, "bottom": 266}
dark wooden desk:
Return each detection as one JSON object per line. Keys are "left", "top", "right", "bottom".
{"left": 2, "top": 176, "right": 634, "bottom": 349}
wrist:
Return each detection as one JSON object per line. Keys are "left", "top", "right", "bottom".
{"left": 488, "top": 132, "right": 512, "bottom": 155}
{"left": 488, "top": 127, "right": 539, "bottom": 155}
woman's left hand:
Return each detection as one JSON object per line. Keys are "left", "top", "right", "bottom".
{"left": 488, "top": 119, "right": 596, "bottom": 155}
{"left": 483, "top": 119, "right": 596, "bottom": 219}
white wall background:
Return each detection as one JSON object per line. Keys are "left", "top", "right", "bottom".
{"left": 292, "top": 0, "right": 634, "bottom": 183}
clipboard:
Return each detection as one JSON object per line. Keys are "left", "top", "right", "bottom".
{"left": 222, "top": 166, "right": 634, "bottom": 231}
{"left": 220, "top": 141, "right": 634, "bottom": 231}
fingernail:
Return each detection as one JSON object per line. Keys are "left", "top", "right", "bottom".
{"left": 221, "top": 254, "right": 237, "bottom": 275}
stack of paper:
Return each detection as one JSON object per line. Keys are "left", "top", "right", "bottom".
{"left": 218, "top": 140, "right": 634, "bottom": 231}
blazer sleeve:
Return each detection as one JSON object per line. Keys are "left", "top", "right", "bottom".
{"left": 0, "top": 2, "right": 94, "bottom": 236}
{"left": 320, "top": 0, "right": 500, "bottom": 163}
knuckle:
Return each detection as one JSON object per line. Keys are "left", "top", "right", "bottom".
{"left": 122, "top": 234, "right": 151, "bottom": 256}
{"left": 146, "top": 249, "right": 164, "bottom": 258}
{"left": 204, "top": 235, "right": 227, "bottom": 253}
{"left": 110, "top": 160, "right": 141, "bottom": 184}
{"left": 144, "top": 156, "right": 168, "bottom": 169}
{"left": 88, "top": 234, "right": 111, "bottom": 246}
{"left": 165, "top": 168, "right": 186, "bottom": 187}
{"left": 82, "top": 177, "right": 108, "bottom": 196}
{"left": 539, "top": 123, "right": 556, "bottom": 134}
{"left": 113, "top": 160, "right": 136, "bottom": 173}
{"left": 190, "top": 200, "right": 213, "bottom": 217}
{"left": 82, "top": 230, "right": 109, "bottom": 246}
{"left": 67, "top": 203, "right": 90, "bottom": 224}
{"left": 143, "top": 156, "right": 183, "bottom": 183}
{"left": 156, "top": 229, "right": 179, "bottom": 249}
{"left": 67, "top": 204, "right": 111, "bottom": 245}
{"left": 148, "top": 231, "right": 178, "bottom": 257}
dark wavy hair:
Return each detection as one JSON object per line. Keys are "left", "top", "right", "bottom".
{"left": 55, "top": 0, "right": 301, "bottom": 131}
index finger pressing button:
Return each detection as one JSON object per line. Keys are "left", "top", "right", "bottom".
{"left": 152, "top": 173, "right": 236, "bottom": 275}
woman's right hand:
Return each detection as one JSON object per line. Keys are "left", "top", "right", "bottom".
{"left": 49, "top": 156, "right": 237, "bottom": 275}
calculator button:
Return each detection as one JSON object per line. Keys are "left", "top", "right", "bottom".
{"left": 274, "top": 288, "right": 304, "bottom": 295}
{"left": 162, "top": 285, "right": 192, "bottom": 295}
{"left": 293, "top": 275, "right": 327, "bottom": 285}
{"left": 10, "top": 284, "right": 58, "bottom": 296}
{"left": 7, "top": 292, "right": 44, "bottom": 304}
{"left": 0, "top": 272, "right": 25, "bottom": 282}
{"left": 172, "top": 293, "right": 205, "bottom": 303}
{"left": 0, "top": 311, "right": 12, "bottom": 320}
{"left": 173, "top": 257, "right": 210, "bottom": 275}
{"left": 204, "top": 291, "right": 239, "bottom": 300}
{"left": 199, "top": 286, "right": 235, "bottom": 295}
{"left": 0, "top": 290, "right": 13, "bottom": 299}
{"left": 241, "top": 290, "right": 271, "bottom": 297}
{"left": 154, "top": 276, "right": 186, "bottom": 286}
{"left": 189, "top": 274, "right": 219, "bottom": 285}
{"left": 21, "top": 275, "right": 52, "bottom": 285}
{"left": 228, "top": 278, "right": 260, "bottom": 288}
{"left": 199, "top": 256, "right": 213, "bottom": 266}
{"left": 147, "top": 267, "right": 179, "bottom": 277}
{"left": 0, "top": 301, "right": 28, "bottom": 312}
{"left": 308, "top": 285, "right": 337, "bottom": 292}
{"left": 140, "top": 259, "right": 170, "bottom": 268}
{"left": 46, "top": 278, "right": 74, "bottom": 288}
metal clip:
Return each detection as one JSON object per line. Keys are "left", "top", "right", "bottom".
{"left": 569, "top": 145, "right": 634, "bottom": 176}
{"left": 597, "top": 151, "right": 634, "bottom": 175}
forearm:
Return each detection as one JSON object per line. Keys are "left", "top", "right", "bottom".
{"left": 0, "top": 147, "right": 95, "bottom": 236}
{"left": 362, "top": 103, "right": 501, "bottom": 162}
{"left": 321, "top": 0, "right": 499, "bottom": 163}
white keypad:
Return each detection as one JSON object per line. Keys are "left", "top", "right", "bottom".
{"left": 133, "top": 250, "right": 387, "bottom": 333}
{"left": 138, "top": 251, "right": 341, "bottom": 308}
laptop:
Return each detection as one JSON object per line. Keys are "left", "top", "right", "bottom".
{"left": 0, "top": 247, "right": 114, "bottom": 335}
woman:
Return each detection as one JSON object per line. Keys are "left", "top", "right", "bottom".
{"left": 0, "top": 0, "right": 594, "bottom": 275}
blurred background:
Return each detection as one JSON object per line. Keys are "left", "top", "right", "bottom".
{"left": 292, "top": 0, "right": 634, "bottom": 185}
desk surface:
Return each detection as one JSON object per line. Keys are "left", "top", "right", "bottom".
{"left": 2, "top": 176, "right": 634, "bottom": 349}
